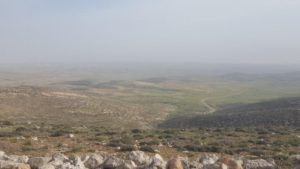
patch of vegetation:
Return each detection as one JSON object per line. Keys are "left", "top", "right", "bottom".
{"left": 160, "top": 97, "right": 300, "bottom": 128}
{"left": 71, "top": 145, "right": 83, "bottom": 152}
{"left": 140, "top": 146, "right": 155, "bottom": 153}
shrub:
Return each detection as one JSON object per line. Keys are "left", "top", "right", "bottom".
{"left": 273, "top": 154, "right": 289, "bottom": 161}
{"left": 120, "top": 145, "right": 136, "bottom": 152}
{"left": 71, "top": 145, "right": 82, "bottom": 152}
{"left": 287, "top": 138, "right": 300, "bottom": 146}
{"left": 0, "top": 132, "right": 14, "bottom": 137}
{"left": 50, "top": 130, "right": 68, "bottom": 137}
{"left": 199, "top": 145, "right": 223, "bottom": 153}
{"left": 133, "top": 134, "right": 144, "bottom": 140}
{"left": 120, "top": 135, "right": 134, "bottom": 145}
{"left": 23, "top": 140, "right": 32, "bottom": 146}
{"left": 184, "top": 145, "right": 200, "bottom": 152}
{"left": 21, "top": 145, "right": 33, "bottom": 152}
{"left": 148, "top": 139, "right": 160, "bottom": 145}
{"left": 108, "top": 139, "right": 121, "bottom": 147}
{"left": 2, "top": 121, "right": 13, "bottom": 126}
{"left": 131, "top": 129, "right": 142, "bottom": 133}
{"left": 140, "top": 146, "right": 155, "bottom": 153}
{"left": 15, "top": 127, "right": 27, "bottom": 133}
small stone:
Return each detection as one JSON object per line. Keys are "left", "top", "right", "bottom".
{"left": 73, "top": 156, "right": 87, "bottom": 169}
{"left": 84, "top": 154, "right": 104, "bottom": 169}
{"left": 0, "top": 151, "right": 6, "bottom": 159}
{"left": 0, "top": 160, "right": 31, "bottom": 169}
{"left": 28, "top": 157, "right": 51, "bottom": 169}
{"left": 146, "top": 154, "right": 167, "bottom": 169}
{"left": 40, "top": 164, "right": 55, "bottom": 169}
{"left": 190, "top": 161, "right": 203, "bottom": 169}
{"left": 102, "top": 156, "right": 124, "bottom": 169}
{"left": 31, "top": 137, "right": 38, "bottom": 141}
{"left": 198, "top": 154, "right": 219, "bottom": 165}
{"left": 126, "top": 151, "right": 150, "bottom": 166}
{"left": 4, "top": 155, "right": 29, "bottom": 163}
{"left": 219, "top": 157, "right": 243, "bottom": 169}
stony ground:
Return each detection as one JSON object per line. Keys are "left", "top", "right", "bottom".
{"left": 1, "top": 150, "right": 299, "bottom": 169}
{"left": 0, "top": 122, "right": 299, "bottom": 168}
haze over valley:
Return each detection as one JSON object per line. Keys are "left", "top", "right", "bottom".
{"left": 1, "top": 1, "right": 300, "bottom": 169}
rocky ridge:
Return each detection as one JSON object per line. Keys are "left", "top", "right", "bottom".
{"left": 0, "top": 150, "right": 299, "bottom": 169}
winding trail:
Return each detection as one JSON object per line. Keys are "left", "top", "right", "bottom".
{"left": 198, "top": 88, "right": 247, "bottom": 115}
{"left": 201, "top": 98, "right": 216, "bottom": 114}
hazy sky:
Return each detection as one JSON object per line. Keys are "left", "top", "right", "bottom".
{"left": 1, "top": 0, "right": 300, "bottom": 64}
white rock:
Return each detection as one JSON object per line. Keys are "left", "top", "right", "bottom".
{"left": 80, "top": 155, "right": 90, "bottom": 164}
{"left": 198, "top": 154, "right": 219, "bottom": 166}
{"left": 127, "top": 151, "right": 150, "bottom": 166}
{"left": 83, "top": 154, "right": 104, "bottom": 169}
{"left": 16, "top": 136, "right": 26, "bottom": 140}
{"left": 292, "top": 155, "right": 300, "bottom": 163}
{"left": 102, "top": 156, "right": 124, "bottom": 169}
{"left": 0, "top": 151, "right": 6, "bottom": 159}
{"left": 28, "top": 157, "right": 51, "bottom": 169}
{"left": 40, "top": 164, "right": 56, "bottom": 169}
{"left": 0, "top": 160, "right": 31, "bottom": 169}
{"left": 146, "top": 154, "right": 167, "bottom": 169}
{"left": 4, "top": 155, "right": 29, "bottom": 163}
{"left": 51, "top": 152, "right": 69, "bottom": 162}
{"left": 73, "top": 156, "right": 87, "bottom": 169}
{"left": 190, "top": 160, "right": 204, "bottom": 169}
{"left": 49, "top": 153, "right": 69, "bottom": 167}
{"left": 243, "top": 159, "right": 275, "bottom": 169}
{"left": 32, "top": 137, "right": 38, "bottom": 141}
{"left": 292, "top": 155, "right": 300, "bottom": 169}
{"left": 121, "top": 160, "right": 137, "bottom": 169}
{"left": 57, "top": 162, "right": 74, "bottom": 169}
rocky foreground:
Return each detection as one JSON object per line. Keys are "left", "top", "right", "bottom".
{"left": 0, "top": 150, "right": 299, "bottom": 169}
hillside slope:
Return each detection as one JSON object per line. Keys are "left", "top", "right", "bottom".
{"left": 159, "top": 97, "right": 300, "bottom": 128}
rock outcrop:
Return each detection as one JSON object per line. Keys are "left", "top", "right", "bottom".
{"left": 1, "top": 150, "right": 297, "bottom": 169}
{"left": 292, "top": 155, "right": 300, "bottom": 169}
{"left": 242, "top": 159, "right": 275, "bottom": 169}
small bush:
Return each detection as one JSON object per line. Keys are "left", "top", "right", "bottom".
{"left": 0, "top": 132, "right": 14, "bottom": 137}
{"left": 133, "top": 134, "right": 144, "bottom": 140}
{"left": 15, "top": 127, "right": 27, "bottom": 133}
{"left": 273, "top": 154, "right": 289, "bottom": 161}
{"left": 2, "top": 121, "right": 14, "bottom": 126}
{"left": 287, "top": 138, "right": 300, "bottom": 147}
{"left": 120, "top": 135, "right": 134, "bottom": 145}
{"left": 21, "top": 145, "right": 33, "bottom": 152}
{"left": 71, "top": 145, "right": 82, "bottom": 152}
{"left": 148, "top": 139, "right": 160, "bottom": 145}
{"left": 108, "top": 139, "right": 121, "bottom": 147}
{"left": 50, "top": 130, "right": 68, "bottom": 137}
{"left": 131, "top": 129, "right": 142, "bottom": 133}
{"left": 184, "top": 145, "right": 200, "bottom": 152}
{"left": 140, "top": 146, "right": 155, "bottom": 153}
{"left": 120, "top": 145, "right": 136, "bottom": 152}
{"left": 23, "top": 140, "right": 32, "bottom": 146}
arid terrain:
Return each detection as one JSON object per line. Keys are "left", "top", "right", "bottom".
{"left": 0, "top": 64, "right": 299, "bottom": 168}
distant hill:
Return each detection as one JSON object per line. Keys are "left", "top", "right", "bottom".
{"left": 220, "top": 71, "right": 300, "bottom": 84}
{"left": 159, "top": 97, "right": 300, "bottom": 128}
